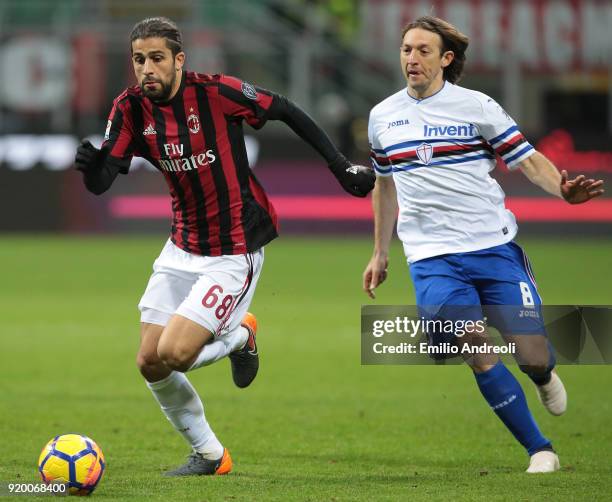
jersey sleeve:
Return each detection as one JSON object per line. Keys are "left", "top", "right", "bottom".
{"left": 476, "top": 97, "right": 535, "bottom": 170}
{"left": 102, "top": 95, "right": 136, "bottom": 174}
{"left": 368, "top": 112, "right": 392, "bottom": 177}
{"left": 217, "top": 75, "right": 274, "bottom": 129}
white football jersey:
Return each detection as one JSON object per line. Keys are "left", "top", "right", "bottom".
{"left": 368, "top": 81, "right": 535, "bottom": 263}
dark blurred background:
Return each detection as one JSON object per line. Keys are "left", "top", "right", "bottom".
{"left": 1, "top": 0, "right": 610, "bottom": 235}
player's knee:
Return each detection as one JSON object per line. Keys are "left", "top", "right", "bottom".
{"left": 137, "top": 347, "right": 156, "bottom": 368}
{"left": 519, "top": 360, "right": 550, "bottom": 376}
{"left": 136, "top": 349, "right": 165, "bottom": 379}
{"left": 157, "top": 344, "right": 194, "bottom": 372}
{"left": 517, "top": 349, "right": 550, "bottom": 375}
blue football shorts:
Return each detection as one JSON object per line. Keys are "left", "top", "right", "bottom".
{"left": 409, "top": 241, "right": 546, "bottom": 342}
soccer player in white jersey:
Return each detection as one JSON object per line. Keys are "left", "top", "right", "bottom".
{"left": 362, "top": 16, "right": 604, "bottom": 473}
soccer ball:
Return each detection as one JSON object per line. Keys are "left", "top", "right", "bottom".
{"left": 38, "top": 434, "right": 105, "bottom": 496}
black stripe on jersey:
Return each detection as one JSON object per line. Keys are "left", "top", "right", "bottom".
{"left": 128, "top": 95, "right": 181, "bottom": 237}
{"left": 496, "top": 137, "right": 527, "bottom": 158}
{"left": 106, "top": 103, "right": 135, "bottom": 166}
{"left": 390, "top": 142, "right": 493, "bottom": 165}
{"left": 152, "top": 104, "right": 191, "bottom": 252}
{"left": 430, "top": 143, "right": 494, "bottom": 160}
{"left": 128, "top": 96, "right": 176, "bottom": 235}
{"left": 370, "top": 151, "right": 391, "bottom": 166}
{"left": 129, "top": 96, "right": 180, "bottom": 237}
{"left": 196, "top": 84, "right": 234, "bottom": 255}
{"left": 171, "top": 98, "right": 211, "bottom": 255}
{"left": 126, "top": 96, "right": 149, "bottom": 161}
{"left": 225, "top": 120, "right": 276, "bottom": 251}
{"left": 218, "top": 85, "right": 270, "bottom": 124}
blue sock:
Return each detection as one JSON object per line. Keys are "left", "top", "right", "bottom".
{"left": 474, "top": 360, "right": 552, "bottom": 456}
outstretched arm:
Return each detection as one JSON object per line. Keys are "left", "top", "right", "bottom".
{"left": 266, "top": 94, "right": 375, "bottom": 197}
{"left": 519, "top": 151, "right": 604, "bottom": 203}
{"left": 75, "top": 141, "right": 129, "bottom": 195}
{"left": 363, "top": 176, "right": 398, "bottom": 299}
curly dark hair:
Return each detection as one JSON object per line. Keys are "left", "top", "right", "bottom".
{"left": 130, "top": 17, "right": 183, "bottom": 56}
{"left": 401, "top": 16, "right": 469, "bottom": 84}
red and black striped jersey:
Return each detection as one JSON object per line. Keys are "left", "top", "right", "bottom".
{"left": 103, "top": 70, "right": 278, "bottom": 256}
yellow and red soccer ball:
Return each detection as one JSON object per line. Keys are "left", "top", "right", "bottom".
{"left": 38, "top": 434, "right": 105, "bottom": 496}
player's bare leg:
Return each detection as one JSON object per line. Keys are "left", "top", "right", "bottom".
{"left": 505, "top": 333, "right": 567, "bottom": 416}
{"left": 186, "top": 316, "right": 255, "bottom": 383}
{"left": 164, "top": 310, "right": 259, "bottom": 388}
{"left": 138, "top": 317, "right": 231, "bottom": 476}
{"left": 137, "top": 322, "right": 171, "bottom": 382}
{"left": 157, "top": 314, "right": 215, "bottom": 372}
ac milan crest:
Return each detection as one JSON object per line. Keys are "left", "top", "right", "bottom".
{"left": 187, "top": 113, "right": 201, "bottom": 134}
{"left": 416, "top": 142, "right": 433, "bottom": 165}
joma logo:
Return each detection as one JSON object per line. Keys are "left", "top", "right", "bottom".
{"left": 388, "top": 119, "right": 410, "bottom": 128}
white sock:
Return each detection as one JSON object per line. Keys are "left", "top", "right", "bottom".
{"left": 146, "top": 372, "right": 223, "bottom": 459}
{"left": 188, "top": 326, "right": 249, "bottom": 371}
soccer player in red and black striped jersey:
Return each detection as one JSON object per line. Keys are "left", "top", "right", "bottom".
{"left": 75, "top": 17, "right": 374, "bottom": 477}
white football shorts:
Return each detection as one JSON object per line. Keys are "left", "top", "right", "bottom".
{"left": 138, "top": 239, "right": 264, "bottom": 336}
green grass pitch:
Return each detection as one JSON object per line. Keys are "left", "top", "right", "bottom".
{"left": 1, "top": 235, "right": 611, "bottom": 501}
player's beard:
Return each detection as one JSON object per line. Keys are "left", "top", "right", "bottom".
{"left": 141, "top": 69, "right": 176, "bottom": 102}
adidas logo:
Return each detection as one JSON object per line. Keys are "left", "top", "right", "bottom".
{"left": 143, "top": 123, "right": 157, "bottom": 136}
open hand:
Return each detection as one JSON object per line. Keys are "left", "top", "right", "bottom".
{"left": 560, "top": 170, "right": 604, "bottom": 204}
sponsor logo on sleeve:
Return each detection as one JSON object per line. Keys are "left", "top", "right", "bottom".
{"left": 241, "top": 82, "right": 258, "bottom": 100}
